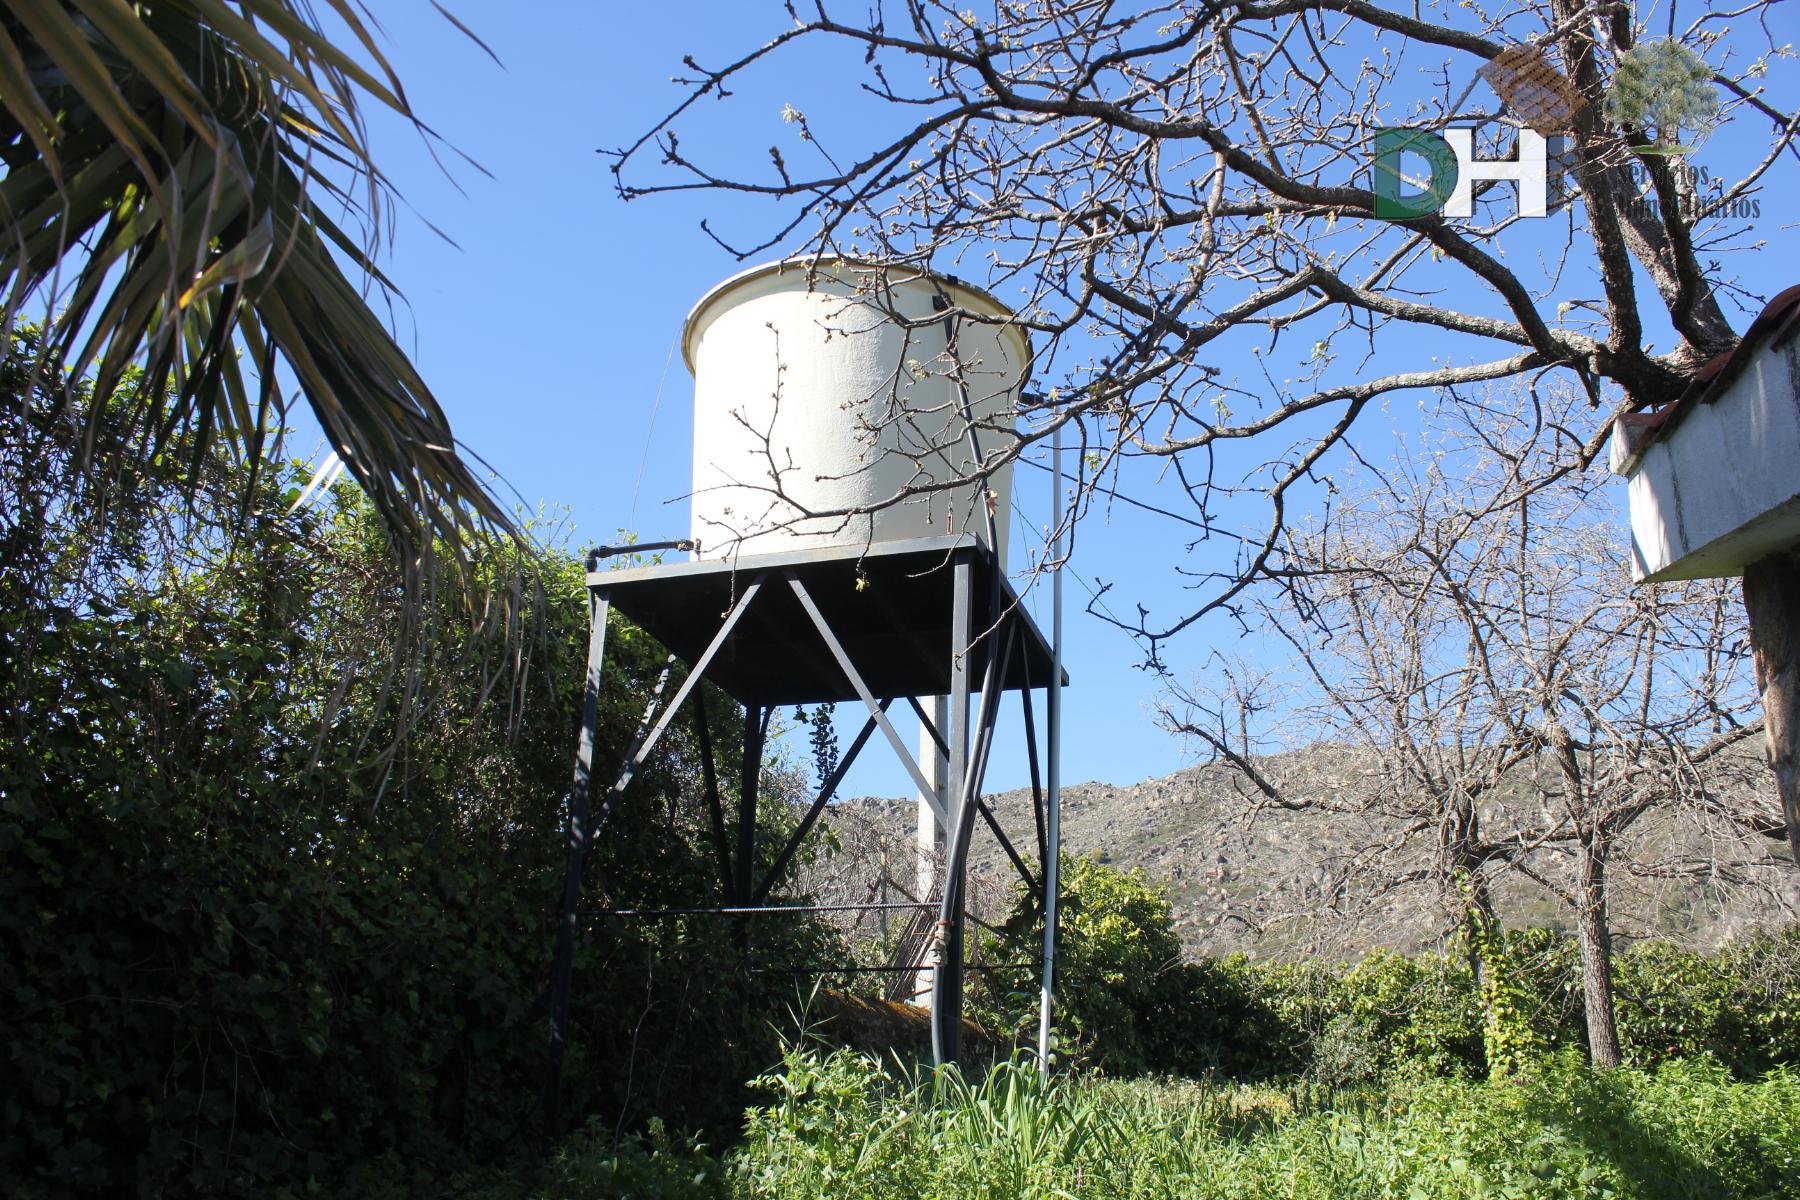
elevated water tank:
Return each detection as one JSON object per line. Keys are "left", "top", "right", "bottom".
{"left": 684, "top": 259, "right": 1027, "bottom": 563}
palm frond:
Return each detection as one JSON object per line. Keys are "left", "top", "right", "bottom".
{"left": 0, "top": 0, "right": 512, "bottom": 578}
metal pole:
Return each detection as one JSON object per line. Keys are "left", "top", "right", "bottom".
{"left": 735, "top": 705, "right": 763, "bottom": 905}
{"left": 932, "top": 548, "right": 1013, "bottom": 1065}
{"left": 932, "top": 553, "right": 973, "bottom": 1062}
{"left": 1036, "top": 425, "right": 1065, "bottom": 1068}
{"left": 543, "top": 588, "right": 610, "bottom": 1151}
{"left": 694, "top": 695, "right": 736, "bottom": 900}
{"left": 586, "top": 900, "right": 935, "bottom": 918}
{"left": 914, "top": 694, "right": 947, "bottom": 1008}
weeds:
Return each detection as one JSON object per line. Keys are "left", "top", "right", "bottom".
{"left": 516, "top": 1047, "right": 1798, "bottom": 1199}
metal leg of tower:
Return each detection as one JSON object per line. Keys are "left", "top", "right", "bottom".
{"left": 694, "top": 694, "right": 736, "bottom": 900}
{"left": 1020, "top": 663, "right": 1049, "bottom": 876}
{"left": 543, "top": 573, "right": 765, "bottom": 1147}
{"left": 542, "top": 587, "right": 611, "bottom": 1151}
{"left": 932, "top": 554, "right": 973, "bottom": 1063}
{"left": 912, "top": 695, "right": 947, "bottom": 1009}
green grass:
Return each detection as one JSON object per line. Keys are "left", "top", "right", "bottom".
{"left": 480, "top": 1049, "right": 1800, "bottom": 1199}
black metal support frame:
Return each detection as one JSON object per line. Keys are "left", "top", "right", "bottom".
{"left": 540, "top": 536, "right": 1063, "bottom": 1146}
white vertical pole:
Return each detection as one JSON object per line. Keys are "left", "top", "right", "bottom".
{"left": 1036, "top": 425, "right": 1065, "bottom": 1067}
{"left": 914, "top": 696, "right": 948, "bottom": 1007}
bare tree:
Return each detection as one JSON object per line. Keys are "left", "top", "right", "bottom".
{"left": 1164, "top": 389, "right": 1790, "bottom": 1066}
{"left": 615, "top": 0, "right": 1796, "bottom": 651}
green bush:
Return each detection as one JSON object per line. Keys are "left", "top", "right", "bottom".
{"left": 1616, "top": 927, "right": 1800, "bottom": 1073}
{"left": 456, "top": 1119, "right": 731, "bottom": 1200}
{"left": 1343, "top": 947, "right": 1486, "bottom": 1077}
{"left": 1212, "top": 946, "right": 1486, "bottom": 1081}
{"left": 1221, "top": 954, "right": 1343, "bottom": 1075}
{"left": 976, "top": 844, "right": 1797, "bottom": 1085}
{"left": 1307, "top": 1012, "right": 1383, "bottom": 1087}
{"left": 979, "top": 859, "right": 1216, "bottom": 1072}
{"left": 1496, "top": 927, "right": 1588, "bottom": 1059}
{"left": 0, "top": 341, "right": 837, "bottom": 1195}
{"left": 1163, "top": 955, "right": 1302, "bottom": 1078}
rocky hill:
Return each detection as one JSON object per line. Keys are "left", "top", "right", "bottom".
{"left": 819, "top": 744, "right": 1798, "bottom": 961}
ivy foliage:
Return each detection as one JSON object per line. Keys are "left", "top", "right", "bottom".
{"left": 0, "top": 333, "right": 837, "bottom": 1196}
{"left": 976, "top": 854, "right": 1188, "bottom": 1075}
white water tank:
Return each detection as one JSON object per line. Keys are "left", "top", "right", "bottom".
{"left": 683, "top": 259, "right": 1027, "bottom": 563}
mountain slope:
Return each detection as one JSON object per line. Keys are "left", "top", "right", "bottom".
{"left": 820, "top": 745, "right": 1798, "bottom": 960}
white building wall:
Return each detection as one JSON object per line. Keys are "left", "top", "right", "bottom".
{"left": 1614, "top": 335, "right": 1800, "bottom": 582}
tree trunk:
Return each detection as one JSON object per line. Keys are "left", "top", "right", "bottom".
{"left": 1444, "top": 794, "right": 1496, "bottom": 986}
{"left": 1463, "top": 871, "right": 1498, "bottom": 989}
{"left": 1575, "top": 835, "right": 1623, "bottom": 1069}
{"left": 1744, "top": 550, "right": 1800, "bottom": 867}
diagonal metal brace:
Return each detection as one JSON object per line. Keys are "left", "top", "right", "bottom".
{"left": 1020, "top": 666, "right": 1048, "bottom": 873}
{"left": 908, "top": 693, "right": 950, "bottom": 757}
{"left": 786, "top": 573, "right": 946, "bottom": 824}
{"left": 601, "top": 576, "right": 765, "bottom": 807}
{"left": 752, "top": 700, "right": 890, "bottom": 903}
{"left": 909, "top": 633, "right": 1035, "bottom": 891}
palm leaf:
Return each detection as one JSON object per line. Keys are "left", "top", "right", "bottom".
{"left": 0, "top": 0, "right": 515, "bottom": 611}
{"left": 0, "top": 16, "right": 60, "bottom": 173}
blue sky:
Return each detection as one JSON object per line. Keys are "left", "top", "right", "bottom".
{"left": 310, "top": 2, "right": 1796, "bottom": 800}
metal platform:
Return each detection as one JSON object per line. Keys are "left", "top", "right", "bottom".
{"left": 588, "top": 534, "right": 1063, "bottom": 706}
